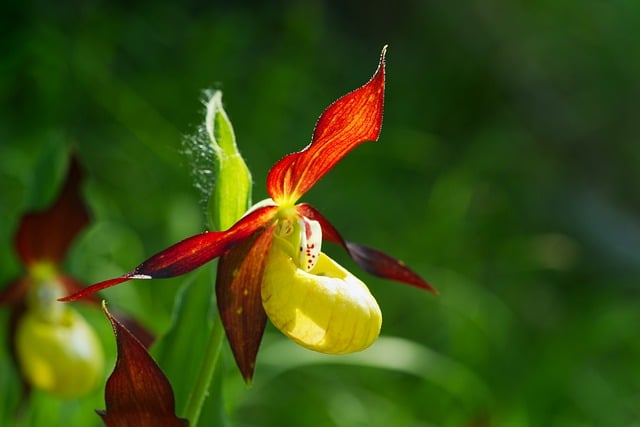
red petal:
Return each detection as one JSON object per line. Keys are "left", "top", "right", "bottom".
{"left": 296, "top": 203, "right": 437, "bottom": 293}
{"left": 59, "top": 205, "right": 277, "bottom": 302}
{"left": 342, "top": 242, "right": 438, "bottom": 294}
{"left": 267, "top": 47, "right": 386, "bottom": 204}
{"left": 15, "top": 156, "right": 90, "bottom": 266}
{"left": 216, "top": 224, "right": 275, "bottom": 383}
{"left": 99, "top": 302, "right": 187, "bottom": 427}
{"left": 58, "top": 274, "right": 101, "bottom": 305}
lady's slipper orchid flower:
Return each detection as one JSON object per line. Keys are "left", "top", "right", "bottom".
{"left": 62, "top": 46, "right": 436, "bottom": 382}
{"left": 0, "top": 158, "right": 105, "bottom": 398}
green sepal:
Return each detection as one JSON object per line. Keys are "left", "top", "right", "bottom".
{"left": 205, "top": 91, "right": 252, "bottom": 231}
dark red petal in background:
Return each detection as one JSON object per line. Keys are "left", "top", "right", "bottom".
{"left": 59, "top": 205, "right": 277, "bottom": 302}
{"left": 216, "top": 225, "right": 274, "bottom": 383}
{"left": 296, "top": 203, "right": 437, "bottom": 293}
{"left": 0, "top": 278, "right": 29, "bottom": 306}
{"left": 267, "top": 47, "right": 386, "bottom": 204}
{"left": 99, "top": 302, "right": 187, "bottom": 427}
{"left": 15, "top": 157, "right": 90, "bottom": 266}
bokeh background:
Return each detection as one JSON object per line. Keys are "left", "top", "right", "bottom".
{"left": 2, "top": 1, "right": 640, "bottom": 426}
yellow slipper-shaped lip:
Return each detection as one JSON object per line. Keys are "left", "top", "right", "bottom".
{"left": 262, "top": 237, "right": 382, "bottom": 354}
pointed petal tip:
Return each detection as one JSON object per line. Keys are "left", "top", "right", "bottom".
{"left": 242, "top": 369, "right": 255, "bottom": 386}
{"left": 57, "top": 276, "right": 133, "bottom": 302}
{"left": 418, "top": 278, "right": 439, "bottom": 295}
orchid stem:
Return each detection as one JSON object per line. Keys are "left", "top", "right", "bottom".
{"left": 183, "top": 309, "right": 225, "bottom": 426}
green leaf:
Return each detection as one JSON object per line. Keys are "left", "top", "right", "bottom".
{"left": 24, "top": 138, "right": 70, "bottom": 212}
{"left": 151, "top": 269, "right": 228, "bottom": 426}
{"left": 151, "top": 270, "right": 214, "bottom": 417}
{"left": 205, "top": 91, "right": 252, "bottom": 231}
{"left": 256, "top": 336, "right": 492, "bottom": 407}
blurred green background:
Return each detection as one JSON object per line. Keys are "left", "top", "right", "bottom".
{"left": 2, "top": 1, "right": 640, "bottom": 426}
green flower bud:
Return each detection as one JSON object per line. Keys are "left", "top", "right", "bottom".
{"left": 205, "top": 90, "right": 252, "bottom": 231}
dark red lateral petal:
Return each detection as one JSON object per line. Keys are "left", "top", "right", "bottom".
{"left": 15, "top": 157, "right": 90, "bottom": 266}
{"left": 99, "top": 302, "right": 187, "bottom": 427}
{"left": 59, "top": 205, "right": 277, "bottom": 302}
{"left": 267, "top": 47, "right": 386, "bottom": 204}
{"left": 216, "top": 225, "right": 274, "bottom": 383}
{"left": 58, "top": 274, "right": 101, "bottom": 305}
{"left": 296, "top": 203, "right": 437, "bottom": 293}
{"left": 343, "top": 242, "right": 438, "bottom": 294}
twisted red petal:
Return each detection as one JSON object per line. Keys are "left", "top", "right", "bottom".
{"left": 99, "top": 302, "right": 187, "bottom": 427}
{"left": 15, "top": 156, "right": 90, "bottom": 266}
{"left": 267, "top": 47, "right": 386, "bottom": 204}
{"left": 216, "top": 224, "right": 274, "bottom": 383}
{"left": 59, "top": 205, "right": 277, "bottom": 302}
{"left": 296, "top": 203, "right": 437, "bottom": 293}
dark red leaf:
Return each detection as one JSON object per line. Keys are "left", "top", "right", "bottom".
{"left": 99, "top": 302, "right": 187, "bottom": 427}
{"left": 267, "top": 47, "right": 386, "bottom": 204}
{"left": 59, "top": 205, "right": 277, "bottom": 302}
{"left": 15, "top": 157, "right": 90, "bottom": 266}
{"left": 296, "top": 203, "right": 437, "bottom": 293}
{"left": 216, "top": 225, "right": 274, "bottom": 383}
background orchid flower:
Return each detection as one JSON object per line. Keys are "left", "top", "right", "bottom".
{"left": 0, "top": 157, "right": 105, "bottom": 398}
{"left": 62, "top": 46, "right": 436, "bottom": 382}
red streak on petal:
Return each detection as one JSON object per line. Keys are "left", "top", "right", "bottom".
{"left": 59, "top": 205, "right": 277, "bottom": 302}
{"left": 267, "top": 47, "right": 386, "bottom": 204}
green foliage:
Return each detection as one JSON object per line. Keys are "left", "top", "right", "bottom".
{"left": 2, "top": 1, "right": 640, "bottom": 426}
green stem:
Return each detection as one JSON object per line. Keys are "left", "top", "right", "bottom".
{"left": 183, "top": 310, "right": 225, "bottom": 426}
